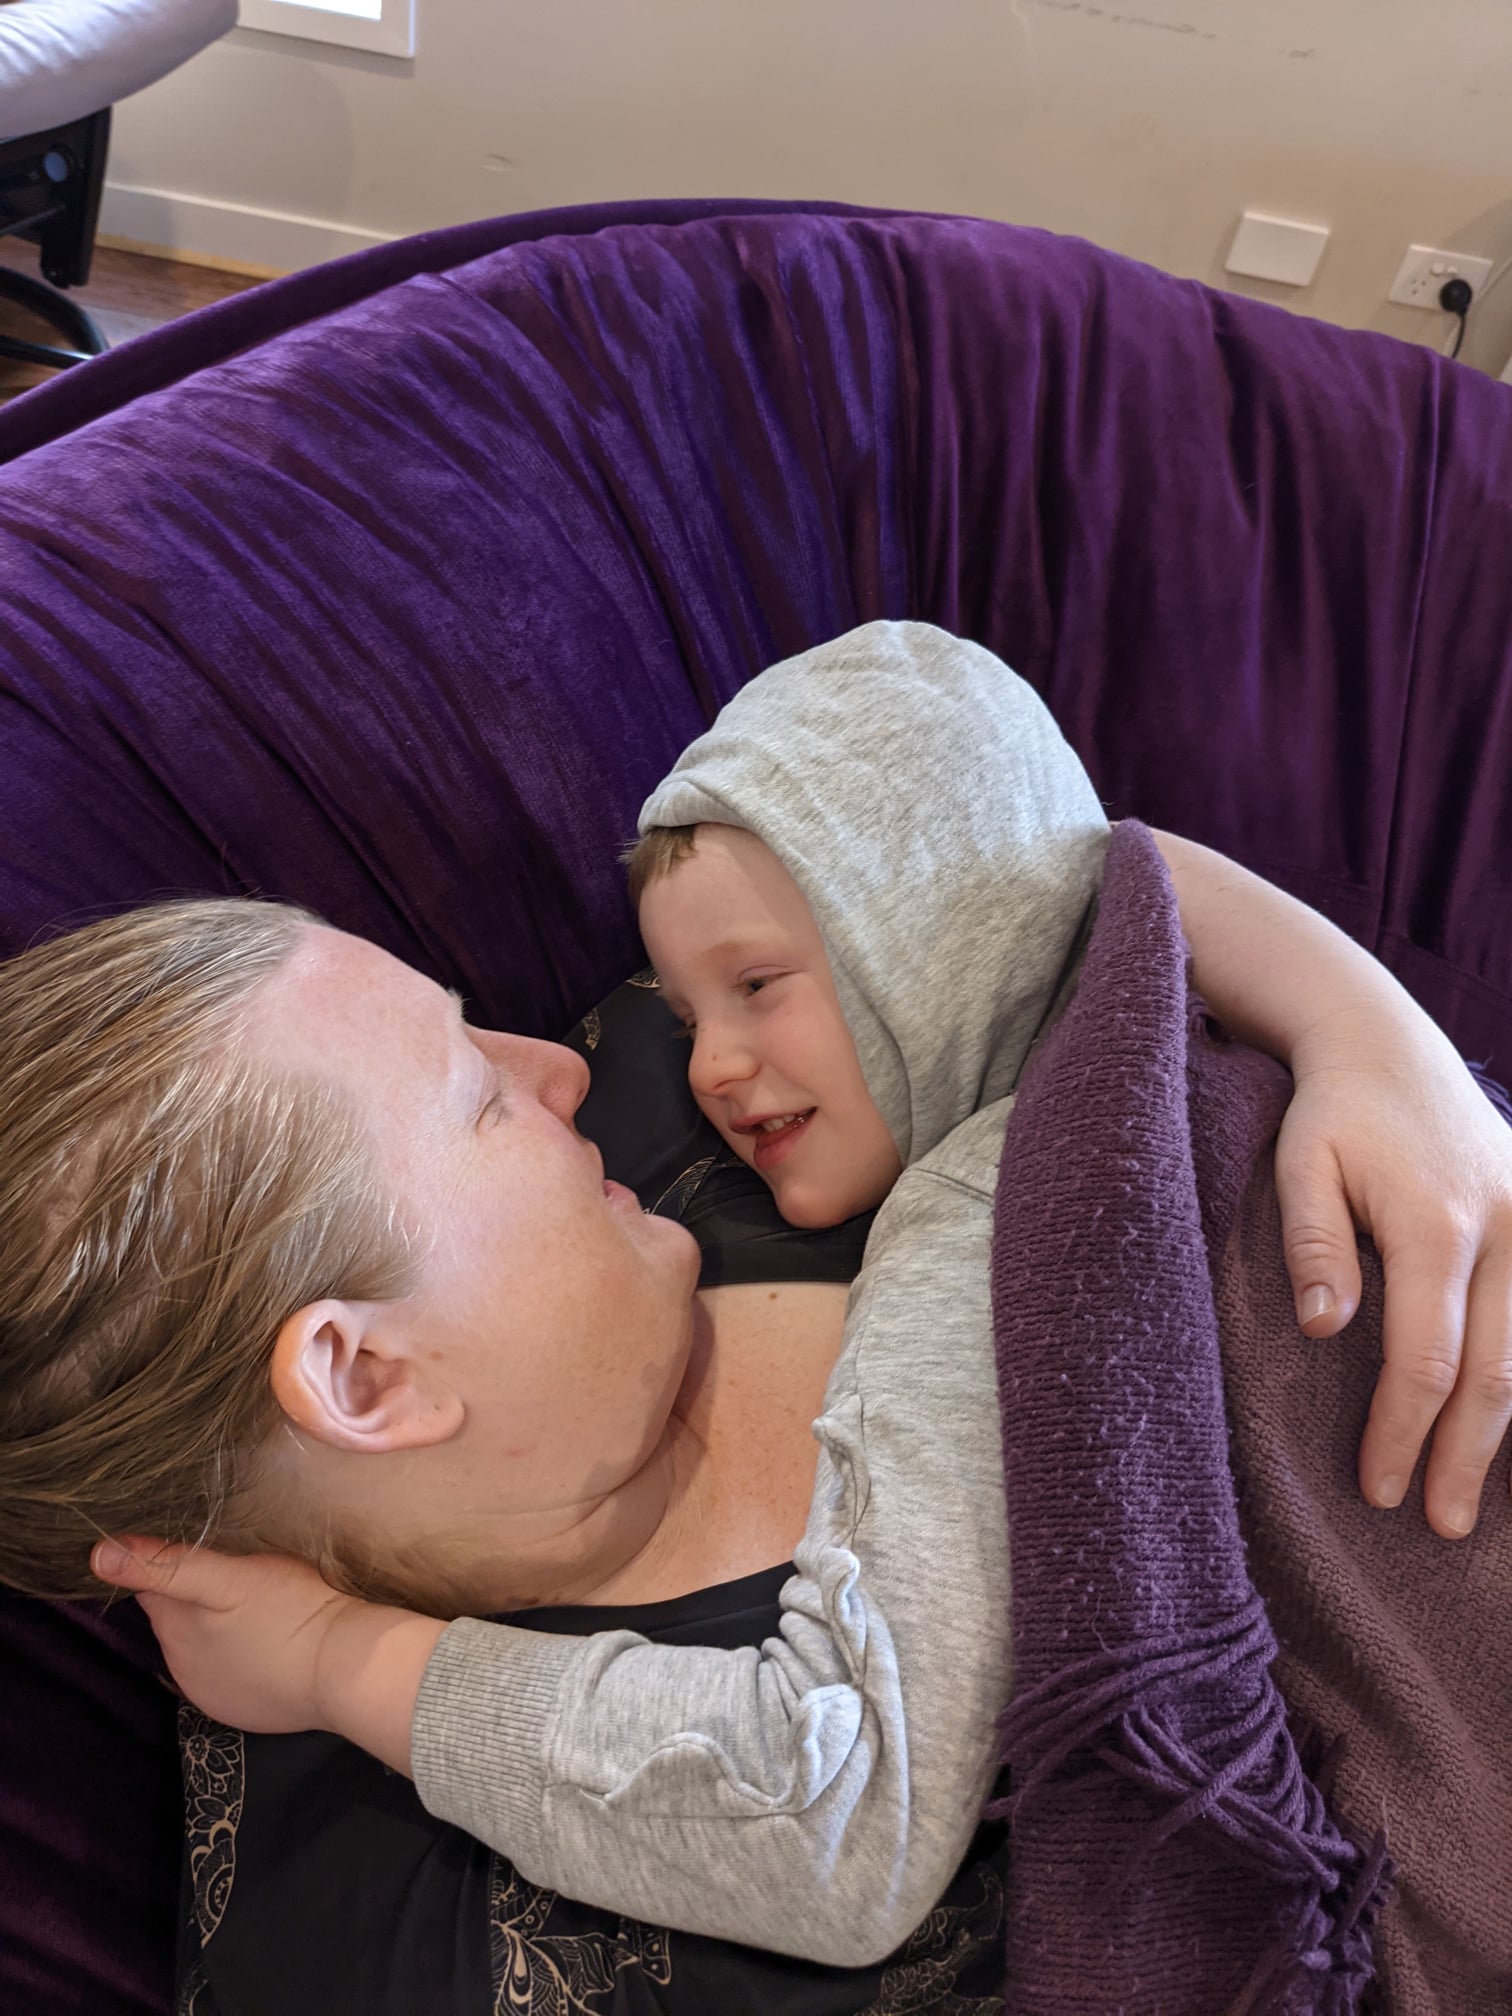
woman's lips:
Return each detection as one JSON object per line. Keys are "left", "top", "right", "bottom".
{"left": 750, "top": 1110, "right": 815, "bottom": 1171}
{"left": 604, "top": 1177, "right": 642, "bottom": 1212}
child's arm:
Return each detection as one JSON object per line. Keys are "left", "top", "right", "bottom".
{"left": 95, "top": 1119, "right": 1012, "bottom": 1969}
{"left": 1154, "top": 826, "right": 1512, "bottom": 1539}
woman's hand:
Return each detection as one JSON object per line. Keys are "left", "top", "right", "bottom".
{"left": 1274, "top": 1018, "right": 1512, "bottom": 1540}
{"left": 1153, "top": 827, "right": 1512, "bottom": 1538}
{"left": 91, "top": 1536, "right": 445, "bottom": 1771}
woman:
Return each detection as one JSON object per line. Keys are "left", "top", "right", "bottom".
{"left": 4, "top": 896, "right": 1016, "bottom": 2010}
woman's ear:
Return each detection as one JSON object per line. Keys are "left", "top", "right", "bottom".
{"left": 269, "top": 1300, "right": 464, "bottom": 1453}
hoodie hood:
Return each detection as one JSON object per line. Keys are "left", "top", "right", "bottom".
{"left": 638, "top": 621, "right": 1110, "bottom": 1166}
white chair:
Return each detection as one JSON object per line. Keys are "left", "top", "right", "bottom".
{"left": 0, "top": 0, "right": 236, "bottom": 369}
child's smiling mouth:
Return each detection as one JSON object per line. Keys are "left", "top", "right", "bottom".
{"left": 732, "top": 1108, "right": 817, "bottom": 1169}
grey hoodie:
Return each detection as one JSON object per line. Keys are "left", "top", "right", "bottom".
{"left": 412, "top": 622, "right": 1110, "bottom": 1965}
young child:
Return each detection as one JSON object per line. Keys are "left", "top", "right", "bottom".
{"left": 628, "top": 619, "right": 1108, "bottom": 1233}
{"left": 96, "top": 621, "right": 1512, "bottom": 1971}
{"left": 628, "top": 620, "right": 1512, "bottom": 1529}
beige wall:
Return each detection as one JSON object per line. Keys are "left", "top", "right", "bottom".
{"left": 108, "top": 0, "right": 1512, "bottom": 375}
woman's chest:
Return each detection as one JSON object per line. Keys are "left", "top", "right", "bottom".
{"left": 678, "top": 1278, "right": 850, "bottom": 1584}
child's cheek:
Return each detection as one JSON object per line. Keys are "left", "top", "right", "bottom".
{"left": 694, "top": 1092, "right": 746, "bottom": 1159}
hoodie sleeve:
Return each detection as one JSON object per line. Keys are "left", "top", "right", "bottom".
{"left": 410, "top": 1103, "right": 1013, "bottom": 1968}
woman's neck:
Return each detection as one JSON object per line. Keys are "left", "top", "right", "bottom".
{"left": 339, "top": 1278, "right": 849, "bottom": 1618}
{"left": 561, "top": 1277, "right": 849, "bottom": 1608}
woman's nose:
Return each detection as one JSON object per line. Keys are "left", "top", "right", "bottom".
{"left": 497, "top": 1034, "right": 590, "bottom": 1119}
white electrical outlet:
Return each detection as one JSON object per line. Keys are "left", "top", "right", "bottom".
{"left": 1388, "top": 244, "right": 1494, "bottom": 311}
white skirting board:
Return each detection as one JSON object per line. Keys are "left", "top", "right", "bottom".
{"left": 99, "top": 181, "right": 392, "bottom": 275}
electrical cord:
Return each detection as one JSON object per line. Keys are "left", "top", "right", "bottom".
{"left": 1439, "top": 275, "right": 1474, "bottom": 358}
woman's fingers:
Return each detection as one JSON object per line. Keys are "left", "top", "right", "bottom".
{"left": 1274, "top": 1126, "right": 1362, "bottom": 1337}
{"left": 1413, "top": 1247, "right": 1512, "bottom": 1537}
{"left": 1356, "top": 1226, "right": 1474, "bottom": 1531}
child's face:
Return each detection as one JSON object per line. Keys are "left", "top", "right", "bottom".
{"left": 637, "top": 825, "right": 903, "bottom": 1229}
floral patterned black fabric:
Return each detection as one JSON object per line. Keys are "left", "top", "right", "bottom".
{"left": 173, "top": 972, "right": 1005, "bottom": 2014}
{"left": 177, "top": 1571, "right": 1008, "bottom": 2016}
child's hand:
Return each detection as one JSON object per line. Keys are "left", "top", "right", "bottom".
{"left": 1272, "top": 1027, "right": 1512, "bottom": 1539}
{"left": 91, "top": 1536, "right": 446, "bottom": 1774}
{"left": 92, "top": 1536, "right": 361, "bottom": 1734}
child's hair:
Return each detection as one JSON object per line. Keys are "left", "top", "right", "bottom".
{"left": 622, "top": 823, "right": 700, "bottom": 906}
{"left": 0, "top": 899, "right": 418, "bottom": 1601}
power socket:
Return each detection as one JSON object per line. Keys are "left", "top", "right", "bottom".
{"left": 1388, "top": 244, "right": 1494, "bottom": 311}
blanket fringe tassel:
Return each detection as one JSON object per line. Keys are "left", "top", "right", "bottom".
{"left": 986, "top": 1596, "right": 1393, "bottom": 2013}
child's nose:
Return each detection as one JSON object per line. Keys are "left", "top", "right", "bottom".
{"left": 687, "top": 1025, "right": 756, "bottom": 1100}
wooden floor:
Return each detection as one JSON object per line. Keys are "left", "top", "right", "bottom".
{"left": 0, "top": 239, "right": 267, "bottom": 402}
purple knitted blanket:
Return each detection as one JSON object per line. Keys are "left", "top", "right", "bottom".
{"left": 991, "top": 821, "right": 1512, "bottom": 2013}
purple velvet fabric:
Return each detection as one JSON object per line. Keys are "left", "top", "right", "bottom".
{"left": 1, "top": 200, "right": 1509, "bottom": 2011}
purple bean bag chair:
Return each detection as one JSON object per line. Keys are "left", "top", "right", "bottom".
{"left": 1, "top": 198, "right": 1509, "bottom": 2014}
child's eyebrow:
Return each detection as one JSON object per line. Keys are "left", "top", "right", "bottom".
{"left": 694, "top": 937, "right": 766, "bottom": 965}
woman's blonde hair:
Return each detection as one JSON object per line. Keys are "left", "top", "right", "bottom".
{"left": 0, "top": 899, "right": 417, "bottom": 1600}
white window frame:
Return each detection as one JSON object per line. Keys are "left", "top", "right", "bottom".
{"left": 237, "top": 0, "right": 415, "bottom": 60}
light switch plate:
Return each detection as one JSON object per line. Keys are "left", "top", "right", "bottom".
{"left": 1225, "top": 211, "right": 1330, "bottom": 288}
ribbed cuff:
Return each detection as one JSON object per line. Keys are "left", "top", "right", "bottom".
{"left": 410, "top": 1616, "right": 583, "bottom": 1873}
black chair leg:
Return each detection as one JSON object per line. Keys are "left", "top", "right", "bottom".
{"left": 0, "top": 263, "right": 107, "bottom": 370}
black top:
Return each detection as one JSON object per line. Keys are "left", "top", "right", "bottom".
{"left": 175, "top": 974, "right": 1007, "bottom": 2016}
